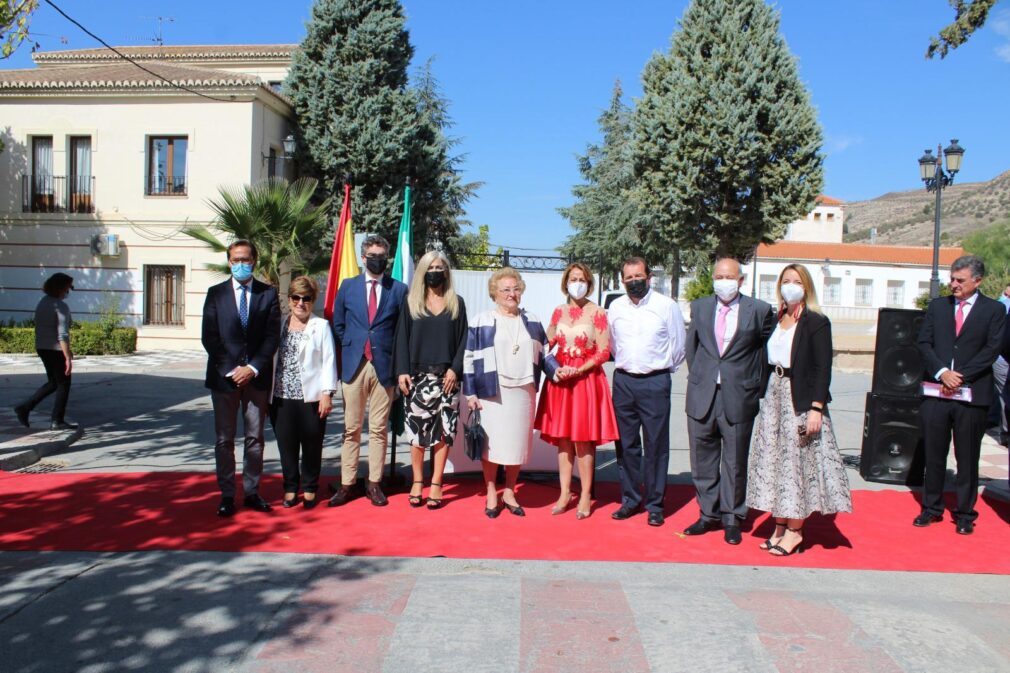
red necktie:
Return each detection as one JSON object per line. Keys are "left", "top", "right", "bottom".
{"left": 955, "top": 300, "right": 966, "bottom": 337}
{"left": 364, "top": 280, "right": 378, "bottom": 361}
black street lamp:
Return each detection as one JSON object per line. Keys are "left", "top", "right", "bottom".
{"left": 919, "top": 138, "right": 965, "bottom": 299}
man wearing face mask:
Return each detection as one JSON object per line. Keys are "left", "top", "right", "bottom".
{"left": 329, "top": 234, "right": 408, "bottom": 507}
{"left": 201, "top": 240, "right": 281, "bottom": 517}
{"left": 607, "top": 256, "right": 687, "bottom": 526}
{"left": 683, "top": 257, "right": 774, "bottom": 544}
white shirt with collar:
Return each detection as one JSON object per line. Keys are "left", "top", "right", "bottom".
{"left": 714, "top": 294, "right": 741, "bottom": 383}
{"left": 228, "top": 276, "right": 259, "bottom": 377}
{"left": 608, "top": 289, "right": 687, "bottom": 375}
{"left": 935, "top": 291, "right": 978, "bottom": 379}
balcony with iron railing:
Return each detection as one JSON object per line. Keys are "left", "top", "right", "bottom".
{"left": 147, "top": 175, "right": 187, "bottom": 196}
{"left": 21, "top": 175, "right": 96, "bottom": 214}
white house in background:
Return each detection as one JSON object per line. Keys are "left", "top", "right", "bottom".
{"left": 785, "top": 194, "right": 845, "bottom": 243}
{"left": 0, "top": 44, "right": 297, "bottom": 350}
{"left": 742, "top": 241, "right": 963, "bottom": 322}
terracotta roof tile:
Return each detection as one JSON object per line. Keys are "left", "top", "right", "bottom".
{"left": 815, "top": 195, "right": 844, "bottom": 206}
{"left": 0, "top": 61, "right": 264, "bottom": 91}
{"left": 756, "top": 241, "right": 964, "bottom": 266}
{"left": 33, "top": 45, "right": 297, "bottom": 63}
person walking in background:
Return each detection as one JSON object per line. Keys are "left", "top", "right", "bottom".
{"left": 463, "top": 267, "right": 557, "bottom": 519}
{"left": 683, "top": 258, "right": 774, "bottom": 545}
{"left": 13, "top": 272, "right": 77, "bottom": 431}
{"left": 394, "top": 251, "right": 468, "bottom": 510}
{"left": 270, "top": 276, "right": 337, "bottom": 510}
{"left": 534, "top": 262, "right": 619, "bottom": 520}
{"left": 201, "top": 240, "right": 281, "bottom": 517}
{"left": 329, "top": 235, "right": 407, "bottom": 508}
{"left": 746, "top": 264, "right": 851, "bottom": 556}
{"left": 917, "top": 255, "right": 1005, "bottom": 535}
{"left": 607, "top": 257, "right": 686, "bottom": 527}
{"left": 991, "top": 282, "right": 1010, "bottom": 446}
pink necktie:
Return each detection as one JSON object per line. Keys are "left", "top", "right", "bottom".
{"left": 955, "top": 300, "right": 966, "bottom": 337}
{"left": 715, "top": 304, "right": 731, "bottom": 356}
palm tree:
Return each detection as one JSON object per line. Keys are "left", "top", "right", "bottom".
{"left": 184, "top": 177, "right": 333, "bottom": 294}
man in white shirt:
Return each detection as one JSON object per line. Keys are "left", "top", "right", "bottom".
{"left": 608, "top": 256, "right": 686, "bottom": 526}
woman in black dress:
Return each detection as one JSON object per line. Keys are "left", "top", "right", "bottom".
{"left": 393, "top": 251, "right": 468, "bottom": 509}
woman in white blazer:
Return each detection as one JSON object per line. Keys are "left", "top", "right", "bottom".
{"left": 270, "top": 276, "right": 338, "bottom": 509}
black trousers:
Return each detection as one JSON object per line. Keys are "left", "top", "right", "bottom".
{"left": 920, "top": 397, "right": 987, "bottom": 522}
{"left": 270, "top": 397, "right": 326, "bottom": 494}
{"left": 22, "top": 349, "right": 71, "bottom": 423}
{"left": 612, "top": 370, "right": 671, "bottom": 513}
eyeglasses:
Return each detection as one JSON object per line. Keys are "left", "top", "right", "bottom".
{"left": 497, "top": 287, "right": 521, "bottom": 295}
{"left": 289, "top": 294, "right": 314, "bottom": 304}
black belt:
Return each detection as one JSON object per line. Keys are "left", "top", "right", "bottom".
{"left": 616, "top": 368, "right": 668, "bottom": 379}
{"left": 413, "top": 363, "right": 449, "bottom": 377}
{"left": 772, "top": 364, "right": 793, "bottom": 378}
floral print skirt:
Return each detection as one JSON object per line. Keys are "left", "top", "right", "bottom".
{"left": 404, "top": 372, "right": 460, "bottom": 448}
{"left": 746, "top": 374, "right": 853, "bottom": 519}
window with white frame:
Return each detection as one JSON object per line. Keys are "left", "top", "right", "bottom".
{"left": 886, "top": 280, "right": 905, "bottom": 308}
{"left": 822, "top": 277, "right": 841, "bottom": 305}
{"left": 918, "top": 281, "right": 930, "bottom": 299}
{"left": 855, "top": 279, "right": 873, "bottom": 306}
{"left": 759, "top": 274, "right": 777, "bottom": 303}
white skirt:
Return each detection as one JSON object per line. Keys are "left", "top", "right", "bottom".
{"left": 480, "top": 383, "right": 535, "bottom": 466}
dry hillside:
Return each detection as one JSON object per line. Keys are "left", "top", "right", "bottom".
{"left": 843, "top": 169, "right": 1010, "bottom": 246}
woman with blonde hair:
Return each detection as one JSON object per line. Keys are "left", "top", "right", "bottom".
{"left": 463, "top": 267, "right": 557, "bottom": 518}
{"left": 746, "top": 263, "right": 851, "bottom": 556}
{"left": 393, "top": 250, "right": 468, "bottom": 509}
{"left": 534, "top": 262, "right": 619, "bottom": 519}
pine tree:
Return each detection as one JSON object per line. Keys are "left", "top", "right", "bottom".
{"left": 285, "top": 0, "right": 442, "bottom": 247}
{"left": 559, "top": 81, "right": 649, "bottom": 288}
{"left": 633, "top": 0, "right": 824, "bottom": 263}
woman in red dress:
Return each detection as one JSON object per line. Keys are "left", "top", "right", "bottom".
{"left": 534, "top": 263, "right": 619, "bottom": 519}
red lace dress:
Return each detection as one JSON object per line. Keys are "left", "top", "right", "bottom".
{"left": 534, "top": 302, "right": 620, "bottom": 447}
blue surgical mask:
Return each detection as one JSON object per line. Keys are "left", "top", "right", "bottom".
{"left": 231, "top": 262, "right": 254, "bottom": 282}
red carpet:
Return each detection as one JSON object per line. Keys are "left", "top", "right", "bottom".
{"left": 1, "top": 470, "right": 1008, "bottom": 574}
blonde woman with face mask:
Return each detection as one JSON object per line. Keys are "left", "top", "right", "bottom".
{"left": 534, "top": 263, "right": 619, "bottom": 519}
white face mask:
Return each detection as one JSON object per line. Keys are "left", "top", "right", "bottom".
{"left": 567, "top": 281, "right": 588, "bottom": 300}
{"left": 713, "top": 279, "right": 740, "bottom": 302}
{"left": 780, "top": 282, "right": 805, "bottom": 305}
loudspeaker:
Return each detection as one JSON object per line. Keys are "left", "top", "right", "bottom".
{"left": 871, "top": 308, "right": 925, "bottom": 398}
{"left": 859, "top": 393, "right": 924, "bottom": 485}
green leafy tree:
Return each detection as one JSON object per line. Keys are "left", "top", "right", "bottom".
{"left": 927, "top": 0, "right": 999, "bottom": 59}
{"left": 559, "top": 81, "right": 649, "bottom": 289}
{"left": 449, "top": 223, "right": 497, "bottom": 269}
{"left": 633, "top": 0, "right": 824, "bottom": 265}
{"left": 183, "top": 178, "right": 332, "bottom": 293}
{"left": 963, "top": 217, "right": 1010, "bottom": 297}
{"left": 286, "top": 0, "right": 443, "bottom": 249}
{"left": 1, "top": 0, "right": 38, "bottom": 59}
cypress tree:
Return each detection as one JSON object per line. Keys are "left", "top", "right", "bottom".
{"left": 633, "top": 0, "right": 824, "bottom": 262}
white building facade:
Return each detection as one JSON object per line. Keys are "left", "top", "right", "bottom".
{"left": 0, "top": 45, "right": 297, "bottom": 349}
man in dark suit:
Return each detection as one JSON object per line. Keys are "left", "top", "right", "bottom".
{"left": 329, "top": 234, "right": 408, "bottom": 507}
{"left": 683, "top": 257, "right": 774, "bottom": 545}
{"left": 201, "top": 239, "right": 281, "bottom": 517}
{"left": 916, "top": 254, "right": 1005, "bottom": 535}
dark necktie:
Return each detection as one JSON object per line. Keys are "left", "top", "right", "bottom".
{"left": 239, "top": 284, "right": 249, "bottom": 330}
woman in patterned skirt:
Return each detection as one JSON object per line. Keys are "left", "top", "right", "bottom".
{"left": 534, "top": 263, "right": 619, "bottom": 519}
{"left": 393, "top": 251, "right": 468, "bottom": 509}
{"left": 746, "top": 263, "right": 852, "bottom": 556}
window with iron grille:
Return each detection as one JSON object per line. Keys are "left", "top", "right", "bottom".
{"left": 886, "top": 280, "right": 905, "bottom": 308}
{"left": 759, "top": 275, "right": 777, "bottom": 303}
{"left": 855, "top": 279, "right": 873, "bottom": 306}
{"left": 145, "top": 265, "right": 185, "bottom": 325}
{"left": 147, "top": 136, "right": 188, "bottom": 195}
{"left": 822, "top": 277, "right": 842, "bottom": 305}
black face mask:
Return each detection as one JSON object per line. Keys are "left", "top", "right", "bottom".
{"left": 424, "top": 270, "right": 446, "bottom": 288}
{"left": 625, "top": 278, "right": 649, "bottom": 299}
{"left": 365, "top": 256, "right": 388, "bottom": 275}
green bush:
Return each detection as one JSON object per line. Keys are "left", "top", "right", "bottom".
{"left": 0, "top": 325, "right": 137, "bottom": 355}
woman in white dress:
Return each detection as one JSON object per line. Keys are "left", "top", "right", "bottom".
{"left": 463, "top": 267, "right": 557, "bottom": 518}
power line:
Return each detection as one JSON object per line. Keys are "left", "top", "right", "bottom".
{"left": 43, "top": 0, "right": 244, "bottom": 103}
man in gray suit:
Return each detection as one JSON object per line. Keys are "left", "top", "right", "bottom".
{"left": 683, "top": 257, "right": 774, "bottom": 544}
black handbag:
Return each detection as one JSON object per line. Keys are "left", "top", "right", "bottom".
{"left": 463, "top": 409, "right": 487, "bottom": 461}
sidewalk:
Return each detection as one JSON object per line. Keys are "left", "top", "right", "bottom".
{"left": 0, "top": 408, "right": 82, "bottom": 471}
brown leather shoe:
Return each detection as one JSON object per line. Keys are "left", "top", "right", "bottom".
{"left": 327, "top": 485, "right": 354, "bottom": 507}
{"left": 365, "top": 481, "right": 388, "bottom": 507}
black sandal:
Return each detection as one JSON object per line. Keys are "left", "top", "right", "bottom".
{"left": 759, "top": 523, "right": 787, "bottom": 550}
{"left": 408, "top": 481, "right": 425, "bottom": 508}
{"left": 426, "top": 482, "right": 443, "bottom": 510}
{"left": 768, "top": 527, "right": 804, "bottom": 556}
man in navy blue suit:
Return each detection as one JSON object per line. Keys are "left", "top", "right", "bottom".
{"left": 329, "top": 234, "right": 408, "bottom": 507}
{"left": 201, "top": 240, "right": 281, "bottom": 517}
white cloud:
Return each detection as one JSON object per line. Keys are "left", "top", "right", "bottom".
{"left": 826, "top": 134, "right": 864, "bottom": 153}
{"left": 993, "top": 10, "right": 1010, "bottom": 63}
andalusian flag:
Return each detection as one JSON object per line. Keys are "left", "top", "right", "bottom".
{"left": 323, "top": 181, "right": 358, "bottom": 320}
{"left": 390, "top": 182, "right": 413, "bottom": 286}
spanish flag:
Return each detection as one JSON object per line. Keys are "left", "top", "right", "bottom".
{"left": 323, "top": 181, "right": 358, "bottom": 320}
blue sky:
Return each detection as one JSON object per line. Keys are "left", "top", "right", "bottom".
{"left": 7, "top": 0, "right": 1010, "bottom": 251}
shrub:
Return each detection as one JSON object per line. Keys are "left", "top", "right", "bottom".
{"left": 0, "top": 325, "right": 137, "bottom": 355}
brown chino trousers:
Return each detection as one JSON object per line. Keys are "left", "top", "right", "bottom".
{"left": 340, "top": 360, "right": 394, "bottom": 485}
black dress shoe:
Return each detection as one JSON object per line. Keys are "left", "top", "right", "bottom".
{"left": 913, "top": 512, "right": 943, "bottom": 527}
{"left": 328, "top": 485, "right": 353, "bottom": 507}
{"left": 303, "top": 495, "right": 318, "bottom": 510}
{"left": 956, "top": 520, "right": 975, "bottom": 535}
{"left": 365, "top": 481, "right": 388, "bottom": 507}
{"left": 243, "top": 493, "right": 273, "bottom": 513}
{"left": 647, "top": 512, "right": 665, "bottom": 527}
{"left": 724, "top": 525, "right": 742, "bottom": 545}
{"left": 485, "top": 503, "right": 501, "bottom": 519}
{"left": 282, "top": 495, "right": 299, "bottom": 509}
{"left": 683, "top": 518, "right": 720, "bottom": 536}
{"left": 49, "top": 421, "right": 79, "bottom": 431}
{"left": 503, "top": 502, "right": 525, "bottom": 517}
{"left": 217, "top": 497, "right": 236, "bottom": 518}
{"left": 611, "top": 505, "right": 640, "bottom": 520}
{"left": 13, "top": 405, "right": 29, "bottom": 428}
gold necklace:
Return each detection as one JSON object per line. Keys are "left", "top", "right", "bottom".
{"left": 497, "top": 310, "right": 521, "bottom": 355}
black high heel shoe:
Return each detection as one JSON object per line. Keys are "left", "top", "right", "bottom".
{"left": 485, "top": 501, "right": 501, "bottom": 519}
{"left": 426, "top": 482, "right": 444, "bottom": 510}
{"left": 768, "top": 527, "right": 805, "bottom": 557}
{"left": 503, "top": 501, "right": 525, "bottom": 517}
{"left": 408, "top": 481, "right": 425, "bottom": 508}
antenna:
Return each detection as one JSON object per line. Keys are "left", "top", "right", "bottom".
{"left": 137, "top": 16, "right": 174, "bottom": 45}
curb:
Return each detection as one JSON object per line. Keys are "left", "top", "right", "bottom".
{"left": 0, "top": 426, "right": 83, "bottom": 471}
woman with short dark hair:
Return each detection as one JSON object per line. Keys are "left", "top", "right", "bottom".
{"left": 13, "top": 273, "right": 77, "bottom": 430}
